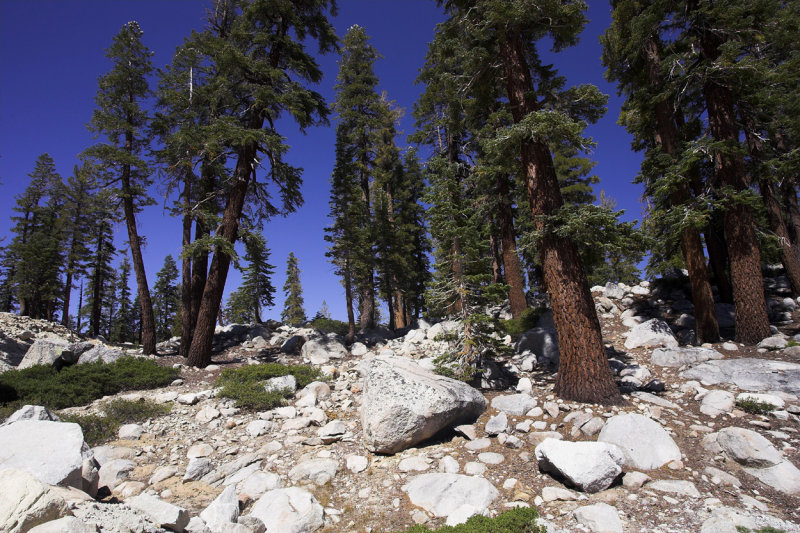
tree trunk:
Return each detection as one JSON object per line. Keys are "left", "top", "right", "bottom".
{"left": 761, "top": 178, "right": 800, "bottom": 296}
{"left": 499, "top": 31, "right": 621, "bottom": 405}
{"left": 344, "top": 258, "right": 356, "bottom": 344}
{"left": 393, "top": 289, "right": 406, "bottom": 329}
{"left": 489, "top": 231, "right": 503, "bottom": 285}
{"left": 179, "top": 167, "right": 193, "bottom": 357}
{"left": 76, "top": 280, "right": 84, "bottom": 334}
{"left": 704, "top": 220, "right": 733, "bottom": 304}
{"left": 644, "top": 38, "right": 718, "bottom": 343}
{"left": 700, "top": 31, "right": 770, "bottom": 344}
{"left": 782, "top": 177, "right": 800, "bottom": 246}
{"left": 496, "top": 173, "right": 527, "bottom": 318}
{"left": 91, "top": 226, "right": 105, "bottom": 337}
{"left": 122, "top": 125, "right": 157, "bottom": 355}
{"left": 187, "top": 140, "right": 256, "bottom": 367}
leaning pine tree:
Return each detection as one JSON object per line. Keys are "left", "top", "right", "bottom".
{"left": 185, "top": 0, "right": 337, "bottom": 367}
{"left": 281, "top": 252, "right": 306, "bottom": 327}
{"left": 440, "top": 0, "right": 622, "bottom": 404}
{"left": 85, "top": 21, "right": 158, "bottom": 354}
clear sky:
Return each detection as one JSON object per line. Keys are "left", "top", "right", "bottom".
{"left": 0, "top": 0, "right": 644, "bottom": 323}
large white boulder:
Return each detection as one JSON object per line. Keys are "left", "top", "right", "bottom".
{"left": 402, "top": 473, "right": 498, "bottom": 524}
{"left": 534, "top": 439, "right": 625, "bottom": 493}
{"left": 624, "top": 319, "right": 678, "bottom": 350}
{"left": 17, "top": 338, "right": 69, "bottom": 369}
{"left": 597, "top": 413, "right": 681, "bottom": 470}
{"left": 361, "top": 357, "right": 487, "bottom": 454}
{"left": 712, "top": 427, "right": 784, "bottom": 468}
{"left": 300, "top": 337, "right": 348, "bottom": 365}
{"left": 699, "top": 390, "right": 735, "bottom": 417}
{"left": 0, "top": 420, "right": 90, "bottom": 489}
{"left": 0, "top": 468, "right": 72, "bottom": 533}
{"left": 248, "top": 487, "right": 324, "bottom": 533}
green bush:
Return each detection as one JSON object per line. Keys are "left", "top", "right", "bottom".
{"left": 215, "top": 363, "right": 325, "bottom": 410}
{"left": 735, "top": 399, "right": 777, "bottom": 415}
{"left": 62, "top": 398, "right": 171, "bottom": 446}
{"left": 499, "top": 308, "right": 542, "bottom": 337}
{"left": 309, "top": 317, "right": 350, "bottom": 337}
{"left": 736, "top": 527, "right": 786, "bottom": 533}
{"left": 0, "top": 357, "right": 179, "bottom": 410}
{"left": 400, "top": 507, "right": 545, "bottom": 533}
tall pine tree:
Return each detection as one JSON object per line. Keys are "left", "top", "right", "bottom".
{"left": 281, "top": 252, "right": 306, "bottom": 326}
{"left": 85, "top": 21, "right": 158, "bottom": 354}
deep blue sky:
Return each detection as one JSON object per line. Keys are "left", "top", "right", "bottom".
{"left": 0, "top": 0, "right": 644, "bottom": 323}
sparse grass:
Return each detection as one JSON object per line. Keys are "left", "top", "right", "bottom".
{"left": 0, "top": 357, "right": 179, "bottom": 411}
{"left": 400, "top": 507, "right": 546, "bottom": 533}
{"left": 499, "top": 308, "right": 542, "bottom": 337}
{"left": 735, "top": 399, "right": 777, "bottom": 415}
{"left": 309, "top": 317, "right": 350, "bottom": 337}
{"left": 736, "top": 526, "right": 786, "bottom": 533}
{"left": 787, "top": 339, "right": 798, "bottom": 347}
{"left": 62, "top": 398, "right": 171, "bottom": 446}
{"left": 215, "top": 363, "right": 324, "bottom": 410}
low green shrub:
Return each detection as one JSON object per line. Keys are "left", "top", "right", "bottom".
{"left": 0, "top": 357, "right": 179, "bottom": 410}
{"left": 400, "top": 507, "right": 545, "bottom": 533}
{"left": 62, "top": 398, "right": 171, "bottom": 446}
{"left": 736, "top": 526, "right": 786, "bottom": 533}
{"left": 309, "top": 317, "right": 350, "bottom": 337}
{"left": 215, "top": 363, "right": 325, "bottom": 410}
{"left": 735, "top": 399, "right": 777, "bottom": 415}
{"left": 499, "top": 308, "right": 542, "bottom": 337}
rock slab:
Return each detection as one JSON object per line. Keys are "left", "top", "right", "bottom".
{"left": 361, "top": 357, "right": 487, "bottom": 454}
{"left": 0, "top": 420, "right": 89, "bottom": 489}
{"left": 402, "top": 473, "right": 498, "bottom": 523}
{"left": 248, "top": 487, "right": 324, "bottom": 533}
{"left": 597, "top": 413, "right": 681, "bottom": 470}
{"left": 681, "top": 358, "right": 800, "bottom": 394}
{"left": 0, "top": 468, "right": 72, "bottom": 533}
{"left": 534, "top": 439, "right": 625, "bottom": 493}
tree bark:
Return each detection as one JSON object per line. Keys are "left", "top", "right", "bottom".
{"left": 179, "top": 167, "right": 193, "bottom": 357}
{"left": 699, "top": 31, "right": 770, "bottom": 344}
{"left": 344, "top": 257, "right": 356, "bottom": 344}
{"left": 499, "top": 31, "right": 621, "bottom": 405}
{"left": 122, "top": 120, "right": 157, "bottom": 354}
{"left": 496, "top": 173, "right": 527, "bottom": 318}
{"left": 761, "top": 178, "right": 800, "bottom": 296}
{"left": 489, "top": 231, "right": 503, "bottom": 285}
{"left": 187, "top": 141, "right": 256, "bottom": 367}
{"left": 644, "top": 38, "right": 718, "bottom": 343}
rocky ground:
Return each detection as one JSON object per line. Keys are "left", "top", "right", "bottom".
{"left": 1, "top": 270, "right": 800, "bottom": 533}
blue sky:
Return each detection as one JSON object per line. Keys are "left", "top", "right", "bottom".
{"left": 0, "top": 0, "right": 644, "bottom": 323}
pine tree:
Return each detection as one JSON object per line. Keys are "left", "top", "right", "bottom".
{"left": 326, "top": 24, "right": 384, "bottom": 333}
{"left": 60, "top": 161, "right": 99, "bottom": 327}
{"left": 86, "top": 209, "right": 116, "bottom": 338}
{"left": 153, "top": 255, "right": 180, "bottom": 342}
{"left": 233, "top": 230, "right": 277, "bottom": 324}
{"left": 6, "top": 154, "right": 65, "bottom": 319}
{"left": 281, "top": 252, "right": 306, "bottom": 326}
{"left": 436, "top": 0, "right": 622, "bottom": 404}
{"left": 85, "top": 21, "right": 158, "bottom": 354}
{"left": 113, "top": 258, "right": 134, "bottom": 343}
{"left": 185, "top": 0, "right": 337, "bottom": 367}
{"left": 602, "top": 0, "right": 721, "bottom": 343}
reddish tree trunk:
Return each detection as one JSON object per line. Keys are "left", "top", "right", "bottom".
{"left": 344, "top": 258, "right": 356, "bottom": 344}
{"left": 489, "top": 231, "right": 503, "bottom": 285}
{"left": 179, "top": 167, "right": 193, "bottom": 358}
{"left": 496, "top": 173, "right": 527, "bottom": 318}
{"left": 761, "top": 178, "right": 800, "bottom": 296}
{"left": 187, "top": 134, "right": 258, "bottom": 367}
{"left": 645, "top": 39, "right": 718, "bottom": 343}
{"left": 500, "top": 31, "right": 621, "bottom": 405}
{"left": 700, "top": 32, "right": 770, "bottom": 344}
